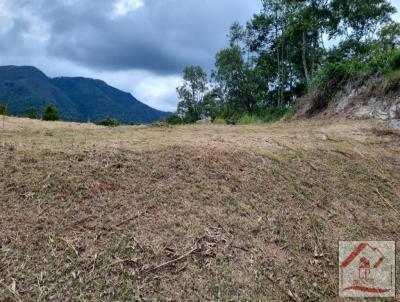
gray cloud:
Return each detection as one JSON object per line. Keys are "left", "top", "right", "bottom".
{"left": 0, "top": 0, "right": 260, "bottom": 75}
{"left": 1, "top": 0, "right": 400, "bottom": 111}
{"left": 0, "top": 0, "right": 260, "bottom": 111}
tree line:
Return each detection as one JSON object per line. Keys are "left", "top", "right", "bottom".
{"left": 0, "top": 103, "right": 141, "bottom": 127}
{"left": 0, "top": 103, "right": 60, "bottom": 121}
{"left": 170, "top": 0, "right": 400, "bottom": 124}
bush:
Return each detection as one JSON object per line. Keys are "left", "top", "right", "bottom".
{"left": 312, "top": 62, "right": 354, "bottom": 91}
{"left": 24, "top": 107, "right": 38, "bottom": 119}
{"left": 42, "top": 103, "right": 59, "bottom": 121}
{"left": 381, "top": 70, "right": 400, "bottom": 94}
{"left": 261, "top": 106, "right": 294, "bottom": 122}
{"left": 0, "top": 104, "right": 7, "bottom": 116}
{"left": 213, "top": 107, "right": 292, "bottom": 125}
{"left": 165, "top": 114, "right": 184, "bottom": 125}
{"left": 128, "top": 120, "right": 141, "bottom": 126}
{"left": 367, "top": 49, "right": 400, "bottom": 74}
{"left": 96, "top": 117, "right": 120, "bottom": 127}
{"left": 239, "top": 114, "right": 263, "bottom": 125}
{"left": 388, "top": 50, "right": 400, "bottom": 70}
{"left": 213, "top": 117, "right": 227, "bottom": 124}
{"left": 151, "top": 120, "right": 170, "bottom": 127}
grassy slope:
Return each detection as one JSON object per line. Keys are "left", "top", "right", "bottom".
{"left": 0, "top": 117, "right": 399, "bottom": 301}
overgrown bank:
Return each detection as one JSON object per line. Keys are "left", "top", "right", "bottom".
{"left": 295, "top": 48, "right": 400, "bottom": 127}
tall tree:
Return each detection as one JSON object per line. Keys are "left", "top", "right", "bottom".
{"left": 176, "top": 66, "right": 208, "bottom": 123}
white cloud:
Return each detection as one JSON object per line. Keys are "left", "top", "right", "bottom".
{"left": 91, "top": 69, "right": 182, "bottom": 112}
{"left": 393, "top": 0, "right": 400, "bottom": 21}
{"left": 133, "top": 74, "right": 182, "bottom": 111}
{"left": 113, "top": 0, "right": 144, "bottom": 16}
{"left": 0, "top": 0, "right": 14, "bottom": 34}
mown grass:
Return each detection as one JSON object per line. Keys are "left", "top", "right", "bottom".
{"left": 0, "top": 116, "right": 399, "bottom": 301}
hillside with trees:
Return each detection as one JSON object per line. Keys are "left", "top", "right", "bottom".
{"left": 171, "top": 0, "right": 400, "bottom": 125}
{"left": 0, "top": 66, "right": 171, "bottom": 124}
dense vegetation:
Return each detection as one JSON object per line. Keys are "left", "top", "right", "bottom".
{"left": 172, "top": 0, "right": 399, "bottom": 124}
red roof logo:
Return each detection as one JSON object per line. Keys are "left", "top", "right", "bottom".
{"left": 339, "top": 241, "right": 395, "bottom": 297}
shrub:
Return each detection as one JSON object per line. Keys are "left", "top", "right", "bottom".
{"left": 214, "top": 107, "right": 292, "bottom": 125}
{"left": 366, "top": 49, "right": 400, "bottom": 75}
{"left": 213, "top": 117, "right": 227, "bottom": 124}
{"left": 388, "top": 50, "right": 400, "bottom": 70}
{"left": 282, "top": 105, "right": 296, "bottom": 119}
{"left": 261, "top": 106, "right": 294, "bottom": 122}
{"left": 151, "top": 120, "right": 170, "bottom": 127}
{"left": 0, "top": 104, "right": 7, "bottom": 116}
{"left": 381, "top": 70, "right": 400, "bottom": 94}
{"left": 24, "top": 107, "right": 38, "bottom": 119}
{"left": 128, "top": 120, "right": 141, "bottom": 126}
{"left": 165, "top": 114, "right": 184, "bottom": 125}
{"left": 96, "top": 117, "right": 120, "bottom": 127}
{"left": 42, "top": 103, "right": 59, "bottom": 121}
{"left": 312, "top": 62, "right": 354, "bottom": 91}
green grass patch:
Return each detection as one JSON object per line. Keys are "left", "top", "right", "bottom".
{"left": 213, "top": 117, "right": 227, "bottom": 124}
{"left": 260, "top": 106, "right": 295, "bottom": 122}
{"left": 239, "top": 114, "right": 263, "bottom": 125}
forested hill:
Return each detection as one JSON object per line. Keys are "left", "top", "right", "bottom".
{"left": 0, "top": 66, "right": 170, "bottom": 123}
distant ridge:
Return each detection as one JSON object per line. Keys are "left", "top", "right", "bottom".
{"left": 0, "top": 65, "right": 171, "bottom": 123}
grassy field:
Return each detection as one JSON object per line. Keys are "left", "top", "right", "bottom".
{"left": 1, "top": 116, "right": 400, "bottom": 301}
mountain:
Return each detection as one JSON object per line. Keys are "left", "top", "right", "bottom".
{"left": 0, "top": 65, "right": 171, "bottom": 123}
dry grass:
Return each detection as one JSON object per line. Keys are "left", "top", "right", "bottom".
{"left": 0, "top": 116, "right": 399, "bottom": 301}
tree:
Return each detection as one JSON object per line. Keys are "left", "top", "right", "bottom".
{"left": 176, "top": 66, "right": 208, "bottom": 123}
{"left": 228, "top": 22, "right": 246, "bottom": 48}
{"left": 42, "top": 103, "right": 59, "bottom": 121}
{"left": 24, "top": 107, "right": 38, "bottom": 119}
{"left": 245, "top": 0, "right": 324, "bottom": 103}
{"left": 201, "top": 89, "right": 222, "bottom": 120}
{"left": 165, "top": 113, "right": 184, "bottom": 125}
{"left": 329, "top": 0, "right": 395, "bottom": 41}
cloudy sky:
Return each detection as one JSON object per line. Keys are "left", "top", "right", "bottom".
{"left": 0, "top": 0, "right": 399, "bottom": 112}
{"left": 0, "top": 0, "right": 261, "bottom": 111}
